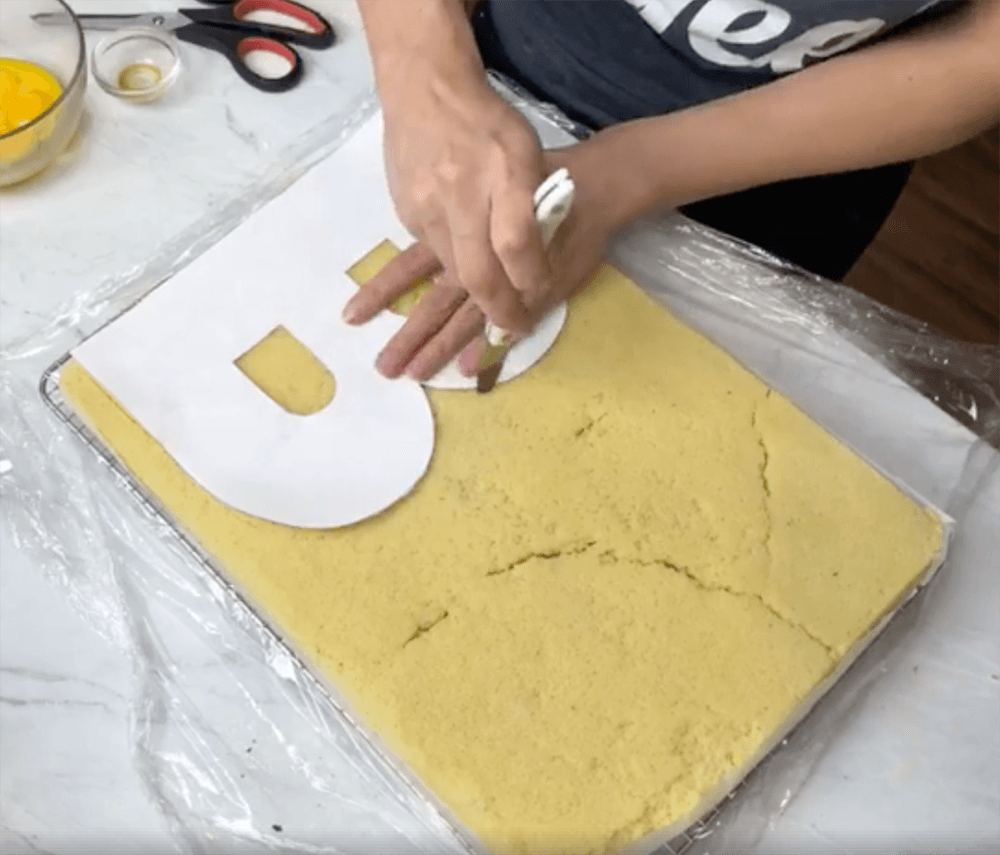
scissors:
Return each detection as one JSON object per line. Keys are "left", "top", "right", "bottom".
{"left": 34, "top": 0, "right": 336, "bottom": 93}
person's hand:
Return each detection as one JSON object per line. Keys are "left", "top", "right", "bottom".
{"left": 364, "top": 75, "right": 552, "bottom": 341}
{"left": 343, "top": 145, "right": 621, "bottom": 381}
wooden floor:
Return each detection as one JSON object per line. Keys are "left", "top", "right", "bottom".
{"left": 843, "top": 125, "right": 999, "bottom": 346}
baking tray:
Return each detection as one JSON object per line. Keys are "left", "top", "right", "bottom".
{"left": 39, "top": 347, "right": 952, "bottom": 855}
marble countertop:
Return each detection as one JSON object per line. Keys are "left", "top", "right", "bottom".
{"left": 1, "top": 2, "right": 997, "bottom": 853}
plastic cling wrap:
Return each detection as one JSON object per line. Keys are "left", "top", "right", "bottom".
{"left": 2, "top": 86, "right": 998, "bottom": 854}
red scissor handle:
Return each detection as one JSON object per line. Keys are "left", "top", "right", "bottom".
{"left": 182, "top": 0, "right": 336, "bottom": 50}
{"left": 233, "top": 0, "right": 326, "bottom": 36}
{"left": 174, "top": 24, "right": 305, "bottom": 92}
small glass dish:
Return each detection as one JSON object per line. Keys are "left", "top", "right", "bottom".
{"left": 92, "top": 27, "right": 181, "bottom": 104}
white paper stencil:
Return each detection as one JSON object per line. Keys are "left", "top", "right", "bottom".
{"left": 72, "top": 113, "right": 565, "bottom": 527}
{"left": 72, "top": 252, "right": 435, "bottom": 529}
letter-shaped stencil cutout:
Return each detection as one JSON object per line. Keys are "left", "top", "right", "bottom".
{"left": 72, "top": 114, "right": 565, "bottom": 527}
{"left": 236, "top": 326, "right": 337, "bottom": 416}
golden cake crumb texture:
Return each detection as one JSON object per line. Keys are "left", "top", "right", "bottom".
{"left": 60, "top": 266, "right": 942, "bottom": 855}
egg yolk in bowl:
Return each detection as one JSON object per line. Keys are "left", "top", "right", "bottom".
{"left": 0, "top": 57, "right": 64, "bottom": 164}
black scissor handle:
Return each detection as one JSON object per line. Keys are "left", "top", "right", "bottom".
{"left": 182, "top": 0, "right": 336, "bottom": 50}
{"left": 174, "top": 23, "right": 304, "bottom": 92}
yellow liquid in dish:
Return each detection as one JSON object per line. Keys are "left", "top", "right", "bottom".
{"left": 0, "top": 57, "right": 63, "bottom": 164}
{"left": 118, "top": 62, "right": 163, "bottom": 93}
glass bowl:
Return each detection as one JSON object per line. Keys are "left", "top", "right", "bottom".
{"left": 0, "top": 0, "right": 86, "bottom": 187}
{"left": 91, "top": 27, "right": 181, "bottom": 104}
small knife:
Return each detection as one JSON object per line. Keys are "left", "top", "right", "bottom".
{"left": 477, "top": 168, "right": 575, "bottom": 394}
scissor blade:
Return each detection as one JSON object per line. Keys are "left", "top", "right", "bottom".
{"left": 32, "top": 11, "right": 187, "bottom": 31}
{"left": 31, "top": 12, "right": 77, "bottom": 26}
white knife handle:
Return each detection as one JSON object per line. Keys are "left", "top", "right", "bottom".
{"left": 485, "top": 169, "right": 575, "bottom": 347}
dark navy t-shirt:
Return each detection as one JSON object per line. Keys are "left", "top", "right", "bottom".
{"left": 483, "top": 0, "right": 960, "bottom": 128}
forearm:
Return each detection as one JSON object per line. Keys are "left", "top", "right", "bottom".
{"left": 357, "top": 0, "right": 486, "bottom": 108}
{"left": 585, "top": 0, "right": 999, "bottom": 229}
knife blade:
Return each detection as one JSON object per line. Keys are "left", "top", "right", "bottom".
{"left": 476, "top": 168, "right": 575, "bottom": 394}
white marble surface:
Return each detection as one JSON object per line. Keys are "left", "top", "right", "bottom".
{"left": 1, "top": 2, "right": 998, "bottom": 853}
{"left": 0, "top": 0, "right": 375, "bottom": 348}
